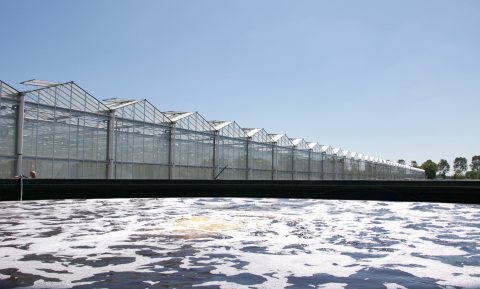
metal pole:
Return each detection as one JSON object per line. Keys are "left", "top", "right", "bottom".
{"left": 106, "top": 111, "right": 115, "bottom": 179}
{"left": 307, "top": 150, "right": 311, "bottom": 180}
{"left": 321, "top": 152, "right": 325, "bottom": 180}
{"left": 333, "top": 155, "right": 337, "bottom": 180}
{"left": 168, "top": 126, "right": 176, "bottom": 179}
{"left": 271, "top": 144, "right": 276, "bottom": 180}
{"left": 357, "top": 159, "right": 360, "bottom": 179}
{"left": 291, "top": 148, "right": 295, "bottom": 180}
{"left": 212, "top": 132, "right": 217, "bottom": 179}
{"left": 15, "top": 92, "right": 25, "bottom": 178}
{"left": 14, "top": 92, "right": 25, "bottom": 201}
{"left": 245, "top": 138, "right": 250, "bottom": 180}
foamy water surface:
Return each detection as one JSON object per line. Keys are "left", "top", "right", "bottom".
{"left": 0, "top": 198, "right": 479, "bottom": 288}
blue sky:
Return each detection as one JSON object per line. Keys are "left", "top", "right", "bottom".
{"left": 1, "top": 0, "right": 479, "bottom": 168}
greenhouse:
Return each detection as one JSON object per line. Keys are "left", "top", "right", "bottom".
{"left": 0, "top": 79, "right": 425, "bottom": 180}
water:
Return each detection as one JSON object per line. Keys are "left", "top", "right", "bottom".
{"left": 0, "top": 198, "right": 479, "bottom": 289}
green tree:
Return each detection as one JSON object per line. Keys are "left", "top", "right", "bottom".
{"left": 466, "top": 171, "right": 480, "bottom": 179}
{"left": 398, "top": 159, "right": 406, "bottom": 165}
{"left": 437, "top": 159, "right": 450, "bottom": 179}
{"left": 410, "top": 161, "right": 418, "bottom": 168}
{"left": 421, "top": 160, "right": 438, "bottom": 179}
{"left": 453, "top": 157, "right": 468, "bottom": 176}
{"left": 470, "top": 155, "right": 480, "bottom": 172}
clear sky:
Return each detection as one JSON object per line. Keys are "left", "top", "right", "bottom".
{"left": 1, "top": 0, "right": 479, "bottom": 168}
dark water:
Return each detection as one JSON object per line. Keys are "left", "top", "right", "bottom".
{"left": 0, "top": 198, "right": 479, "bottom": 289}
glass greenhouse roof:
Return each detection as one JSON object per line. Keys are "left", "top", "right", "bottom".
{"left": 164, "top": 111, "right": 214, "bottom": 132}
{"left": 105, "top": 99, "right": 170, "bottom": 125}
{"left": 209, "top": 121, "right": 247, "bottom": 138}
{"left": 291, "top": 138, "right": 309, "bottom": 150}
{"left": 333, "top": 148, "right": 343, "bottom": 156}
{"left": 0, "top": 81, "right": 18, "bottom": 99}
{"left": 321, "top": 145, "right": 334, "bottom": 155}
{"left": 243, "top": 128, "right": 272, "bottom": 143}
{"left": 103, "top": 98, "right": 143, "bottom": 110}
{"left": 307, "top": 142, "right": 322, "bottom": 152}
{"left": 269, "top": 134, "right": 293, "bottom": 147}
{"left": 24, "top": 82, "right": 109, "bottom": 115}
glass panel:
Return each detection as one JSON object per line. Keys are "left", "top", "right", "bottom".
{"left": 174, "top": 129, "right": 214, "bottom": 167}
{"left": 216, "top": 136, "right": 247, "bottom": 170}
{"left": 249, "top": 142, "right": 272, "bottom": 170}
{"left": 0, "top": 98, "right": 16, "bottom": 156}
{"left": 0, "top": 158, "right": 14, "bottom": 178}
{"left": 114, "top": 100, "right": 170, "bottom": 165}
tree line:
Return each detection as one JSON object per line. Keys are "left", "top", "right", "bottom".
{"left": 397, "top": 156, "right": 480, "bottom": 180}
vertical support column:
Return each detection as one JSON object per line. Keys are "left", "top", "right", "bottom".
{"left": 271, "top": 144, "right": 276, "bottom": 180}
{"left": 15, "top": 92, "right": 25, "bottom": 177}
{"left": 307, "top": 150, "right": 311, "bottom": 180}
{"left": 168, "top": 126, "right": 176, "bottom": 179}
{"left": 291, "top": 148, "right": 295, "bottom": 180}
{"left": 371, "top": 162, "right": 374, "bottom": 179}
{"left": 212, "top": 131, "right": 217, "bottom": 179}
{"left": 106, "top": 110, "right": 115, "bottom": 179}
{"left": 321, "top": 152, "right": 325, "bottom": 180}
{"left": 245, "top": 138, "right": 250, "bottom": 180}
{"left": 357, "top": 159, "right": 360, "bottom": 180}
{"left": 333, "top": 155, "right": 337, "bottom": 180}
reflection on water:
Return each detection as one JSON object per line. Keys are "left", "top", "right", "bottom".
{"left": 0, "top": 198, "right": 479, "bottom": 288}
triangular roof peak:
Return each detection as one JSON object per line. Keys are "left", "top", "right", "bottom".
{"left": 103, "top": 98, "right": 145, "bottom": 110}
{"left": 163, "top": 111, "right": 195, "bottom": 122}
{"left": 307, "top": 142, "right": 319, "bottom": 150}
{"left": 291, "top": 138, "right": 303, "bottom": 146}
{"left": 243, "top": 128, "right": 262, "bottom": 137}
{"left": 209, "top": 120, "right": 233, "bottom": 131}
{"left": 242, "top": 128, "right": 272, "bottom": 143}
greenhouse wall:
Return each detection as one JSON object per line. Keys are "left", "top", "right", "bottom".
{"left": 0, "top": 81, "right": 17, "bottom": 178}
{"left": 0, "top": 80, "right": 425, "bottom": 181}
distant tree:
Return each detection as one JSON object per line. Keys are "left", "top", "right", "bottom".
{"left": 398, "top": 159, "right": 406, "bottom": 165}
{"left": 466, "top": 171, "right": 480, "bottom": 179}
{"left": 421, "top": 160, "right": 438, "bottom": 180}
{"left": 470, "top": 155, "right": 480, "bottom": 172}
{"left": 410, "top": 161, "right": 418, "bottom": 168}
{"left": 453, "top": 157, "right": 468, "bottom": 176}
{"left": 437, "top": 159, "right": 450, "bottom": 179}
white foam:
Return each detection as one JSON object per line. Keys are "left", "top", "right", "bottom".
{"left": 1, "top": 198, "right": 479, "bottom": 288}
{"left": 383, "top": 282, "right": 408, "bottom": 289}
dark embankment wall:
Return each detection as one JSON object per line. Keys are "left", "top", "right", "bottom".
{"left": 0, "top": 179, "right": 479, "bottom": 204}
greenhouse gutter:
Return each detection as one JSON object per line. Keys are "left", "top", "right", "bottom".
{"left": 0, "top": 180, "right": 479, "bottom": 204}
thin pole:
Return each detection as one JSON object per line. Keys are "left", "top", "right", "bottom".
{"left": 106, "top": 111, "right": 115, "bottom": 179}
{"left": 245, "top": 139, "right": 250, "bottom": 180}
{"left": 168, "top": 126, "right": 176, "bottom": 179}
{"left": 20, "top": 175, "right": 23, "bottom": 201}
{"left": 15, "top": 92, "right": 25, "bottom": 201}
{"left": 321, "top": 152, "right": 325, "bottom": 180}
{"left": 271, "top": 144, "right": 275, "bottom": 180}
{"left": 307, "top": 150, "right": 311, "bottom": 181}
{"left": 212, "top": 132, "right": 217, "bottom": 179}
{"left": 15, "top": 92, "right": 25, "bottom": 178}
